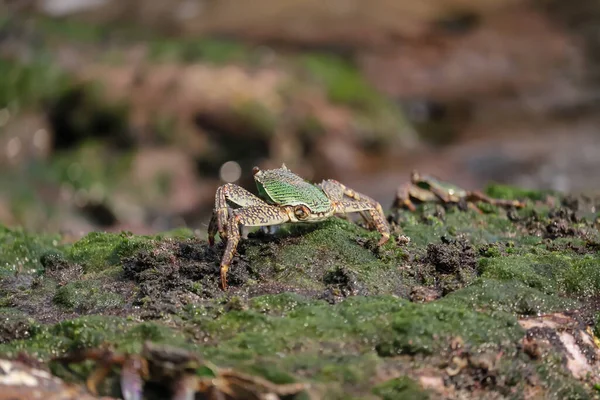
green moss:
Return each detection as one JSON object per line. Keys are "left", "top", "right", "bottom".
{"left": 0, "top": 315, "right": 188, "bottom": 359}
{"left": 53, "top": 280, "right": 124, "bottom": 311}
{"left": 376, "top": 301, "right": 523, "bottom": 356}
{"left": 0, "top": 58, "right": 72, "bottom": 110}
{"left": 0, "top": 225, "right": 62, "bottom": 276}
{"left": 300, "top": 53, "right": 413, "bottom": 146}
{"left": 479, "top": 253, "right": 600, "bottom": 297}
{"left": 245, "top": 219, "right": 408, "bottom": 293}
{"left": 301, "top": 54, "right": 382, "bottom": 110}
{"left": 536, "top": 356, "right": 592, "bottom": 400}
{"left": 372, "top": 376, "right": 429, "bottom": 400}
{"left": 148, "top": 37, "right": 253, "bottom": 64}
{"left": 233, "top": 100, "right": 279, "bottom": 137}
{"left": 190, "top": 293, "right": 522, "bottom": 365}
{"left": 484, "top": 183, "right": 553, "bottom": 202}
{"left": 478, "top": 255, "right": 555, "bottom": 293}
{"left": 65, "top": 231, "right": 155, "bottom": 272}
{"left": 33, "top": 16, "right": 123, "bottom": 43}
{"left": 441, "top": 279, "right": 579, "bottom": 316}
{"left": 49, "top": 141, "right": 132, "bottom": 190}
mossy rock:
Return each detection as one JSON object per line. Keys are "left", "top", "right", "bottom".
{"left": 0, "top": 186, "right": 598, "bottom": 398}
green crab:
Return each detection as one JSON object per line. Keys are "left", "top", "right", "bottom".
{"left": 208, "top": 164, "right": 391, "bottom": 290}
{"left": 395, "top": 170, "right": 525, "bottom": 212}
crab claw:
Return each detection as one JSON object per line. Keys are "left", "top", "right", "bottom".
{"left": 120, "top": 356, "right": 144, "bottom": 400}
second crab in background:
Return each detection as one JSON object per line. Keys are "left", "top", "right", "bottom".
{"left": 394, "top": 170, "right": 525, "bottom": 213}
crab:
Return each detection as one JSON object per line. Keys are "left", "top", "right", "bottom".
{"left": 208, "top": 164, "right": 392, "bottom": 290}
{"left": 394, "top": 170, "right": 525, "bottom": 213}
{"left": 53, "top": 341, "right": 311, "bottom": 400}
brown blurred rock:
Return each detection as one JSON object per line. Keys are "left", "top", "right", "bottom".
{"left": 358, "top": 6, "right": 580, "bottom": 101}
{"left": 34, "top": 0, "right": 524, "bottom": 47}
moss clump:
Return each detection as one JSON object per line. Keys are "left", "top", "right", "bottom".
{"left": 244, "top": 218, "right": 408, "bottom": 294}
{"left": 48, "top": 140, "right": 133, "bottom": 191}
{"left": 484, "top": 183, "right": 553, "bottom": 202}
{"left": 65, "top": 231, "right": 155, "bottom": 272}
{"left": 300, "top": 53, "right": 413, "bottom": 146}
{"left": 53, "top": 280, "right": 124, "bottom": 311}
{"left": 0, "top": 308, "right": 36, "bottom": 343}
{"left": 479, "top": 253, "right": 600, "bottom": 297}
{"left": 440, "top": 279, "right": 579, "bottom": 316}
{"left": 0, "top": 315, "right": 188, "bottom": 359}
{"left": 0, "top": 58, "right": 72, "bottom": 110}
{"left": 148, "top": 37, "right": 253, "bottom": 64}
{"left": 375, "top": 301, "right": 522, "bottom": 356}
{"left": 372, "top": 376, "right": 430, "bottom": 400}
{"left": 188, "top": 294, "right": 522, "bottom": 362}
{"left": 301, "top": 54, "right": 383, "bottom": 110}
{"left": 0, "top": 225, "right": 61, "bottom": 276}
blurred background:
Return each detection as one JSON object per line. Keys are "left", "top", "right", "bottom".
{"left": 1, "top": 0, "right": 600, "bottom": 238}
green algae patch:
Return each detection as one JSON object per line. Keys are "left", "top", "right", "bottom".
{"left": 65, "top": 231, "right": 155, "bottom": 272}
{"left": 0, "top": 57, "right": 72, "bottom": 110}
{"left": 300, "top": 53, "right": 414, "bottom": 146}
{"left": 479, "top": 253, "right": 600, "bottom": 297}
{"left": 484, "top": 183, "right": 553, "bottom": 202}
{"left": 0, "top": 225, "right": 62, "bottom": 276}
{"left": 189, "top": 293, "right": 522, "bottom": 362}
{"left": 397, "top": 208, "right": 518, "bottom": 249}
{"left": 148, "top": 37, "right": 255, "bottom": 64}
{"left": 376, "top": 302, "right": 523, "bottom": 356}
{"left": 0, "top": 315, "right": 188, "bottom": 359}
{"left": 372, "top": 376, "right": 430, "bottom": 400}
{"left": 440, "top": 279, "right": 580, "bottom": 316}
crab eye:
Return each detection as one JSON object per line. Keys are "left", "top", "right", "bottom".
{"left": 294, "top": 205, "right": 310, "bottom": 220}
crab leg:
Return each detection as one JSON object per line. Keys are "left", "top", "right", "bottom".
{"left": 120, "top": 356, "right": 149, "bottom": 400}
{"left": 320, "top": 179, "right": 390, "bottom": 246}
{"left": 208, "top": 184, "right": 269, "bottom": 245}
{"left": 395, "top": 183, "right": 418, "bottom": 211}
{"left": 220, "top": 205, "right": 290, "bottom": 290}
{"left": 465, "top": 190, "right": 525, "bottom": 208}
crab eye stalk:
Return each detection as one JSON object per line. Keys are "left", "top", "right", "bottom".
{"left": 294, "top": 205, "right": 310, "bottom": 220}
{"left": 252, "top": 166, "right": 261, "bottom": 176}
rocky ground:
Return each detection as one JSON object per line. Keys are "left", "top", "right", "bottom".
{"left": 1, "top": 187, "right": 599, "bottom": 399}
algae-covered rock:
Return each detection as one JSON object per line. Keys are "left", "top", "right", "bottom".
{"left": 0, "top": 189, "right": 599, "bottom": 399}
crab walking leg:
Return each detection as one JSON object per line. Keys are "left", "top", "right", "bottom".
{"left": 466, "top": 190, "right": 525, "bottom": 208}
{"left": 337, "top": 199, "right": 391, "bottom": 245}
{"left": 120, "top": 356, "right": 149, "bottom": 400}
{"left": 220, "top": 205, "right": 290, "bottom": 290}
{"left": 172, "top": 375, "right": 210, "bottom": 400}
{"left": 208, "top": 183, "right": 270, "bottom": 245}
{"left": 320, "top": 179, "right": 390, "bottom": 245}
{"left": 395, "top": 183, "right": 418, "bottom": 211}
